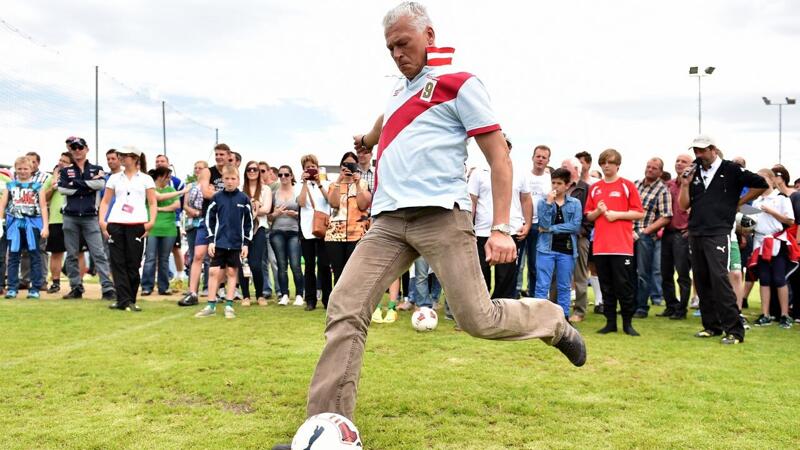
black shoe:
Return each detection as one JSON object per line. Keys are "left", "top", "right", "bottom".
{"left": 669, "top": 312, "right": 687, "bottom": 320}
{"left": 62, "top": 288, "right": 83, "bottom": 300}
{"left": 158, "top": 290, "right": 172, "bottom": 296}
{"left": 694, "top": 329, "right": 721, "bottom": 338}
{"left": 47, "top": 283, "right": 61, "bottom": 294}
{"left": 126, "top": 304, "right": 142, "bottom": 312}
{"left": 102, "top": 291, "right": 116, "bottom": 301}
{"left": 554, "top": 322, "right": 587, "bottom": 367}
{"left": 623, "top": 323, "right": 640, "bottom": 336}
{"left": 597, "top": 322, "right": 618, "bottom": 334}
{"left": 632, "top": 310, "right": 648, "bottom": 319}
{"left": 720, "top": 334, "right": 742, "bottom": 345}
{"left": 655, "top": 309, "right": 675, "bottom": 317}
{"left": 141, "top": 291, "right": 152, "bottom": 296}
{"left": 593, "top": 304, "right": 604, "bottom": 314}
{"left": 178, "top": 293, "right": 199, "bottom": 307}
{"left": 108, "top": 302, "right": 121, "bottom": 310}
{"left": 272, "top": 445, "right": 291, "bottom": 450}
{"left": 304, "top": 304, "right": 316, "bottom": 311}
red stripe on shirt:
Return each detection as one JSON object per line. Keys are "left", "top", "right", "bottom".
{"left": 466, "top": 124, "right": 501, "bottom": 137}
{"left": 373, "top": 71, "right": 473, "bottom": 194}
{"left": 427, "top": 57, "right": 453, "bottom": 66}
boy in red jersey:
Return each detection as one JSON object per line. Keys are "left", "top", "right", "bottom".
{"left": 585, "top": 149, "right": 644, "bottom": 335}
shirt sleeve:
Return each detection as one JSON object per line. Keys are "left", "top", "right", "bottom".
{"left": 584, "top": 185, "right": 597, "bottom": 215}
{"left": 455, "top": 76, "right": 501, "bottom": 137}
{"left": 467, "top": 170, "right": 482, "bottom": 196}
{"left": 105, "top": 174, "right": 118, "bottom": 191}
{"left": 658, "top": 186, "right": 673, "bottom": 218}
{"left": 516, "top": 171, "right": 531, "bottom": 194}
{"left": 143, "top": 176, "right": 156, "bottom": 190}
{"left": 781, "top": 196, "right": 795, "bottom": 222}
{"left": 626, "top": 180, "right": 644, "bottom": 212}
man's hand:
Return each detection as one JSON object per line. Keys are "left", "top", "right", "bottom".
{"left": 353, "top": 134, "right": 370, "bottom": 152}
{"left": 596, "top": 200, "right": 608, "bottom": 214}
{"left": 546, "top": 189, "right": 557, "bottom": 204}
{"left": 40, "top": 227, "right": 49, "bottom": 239}
{"left": 240, "top": 247, "right": 249, "bottom": 259}
{"left": 484, "top": 232, "right": 517, "bottom": 265}
{"left": 516, "top": 223, "right": 530, "bottom": 241}
{"left": 605, "top": 210, "right": 620, "bottom": 222}
{"left": 142, "top": 221, "right": 153, "bottom": 238}
{"left": 208, "top": 243, "right": 216, "bottom": 257}
{"left": 100, "top": 221, "right": 109, "bottom": 239}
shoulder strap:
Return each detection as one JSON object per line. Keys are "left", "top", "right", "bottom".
{"left": 306, "top": 185, "right": 317, "bottom": 210}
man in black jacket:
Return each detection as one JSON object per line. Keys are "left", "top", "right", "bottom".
{"left": 678, "top": 135, "right": 767, "bottom": 344}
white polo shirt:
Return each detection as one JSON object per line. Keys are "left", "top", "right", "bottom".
{"left": 372, "top": 53, "right": 500, "bottom": 216}
{"left": 105, "top": 171, "right": 155, "bottom": 224}
{"left": 468, "top": 168, "right": 529, "bottom": 237}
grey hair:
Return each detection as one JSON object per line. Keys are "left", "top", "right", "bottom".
{"left": 563, "top": 157, "right": 582, "bottom": 174}
{"left": 383, "top": 2, "right": 432, "bottom": 32}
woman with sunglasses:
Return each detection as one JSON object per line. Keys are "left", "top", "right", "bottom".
{"left": 296, "top": 154, "right": 332, "bottom": 311}
{"left": 269, "top": 165, "right": 304, "bottom": 306}
{"left": 183, "top": 160, "right": 210, "bottom": 294}
{"left": 325, "top": 152, "right": 371, "bottom": 285}
{"left": 240, "top": 161, "right": 272, "bottom": 306}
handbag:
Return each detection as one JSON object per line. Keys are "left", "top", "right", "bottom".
{"left": 306, "top": 184, "right": 330, "bottom": 239}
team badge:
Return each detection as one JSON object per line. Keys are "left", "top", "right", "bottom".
{"left": 420, "top": 79, "right": 437, "bottom": 102}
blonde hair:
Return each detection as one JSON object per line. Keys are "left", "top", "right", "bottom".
{"left": 598, "top": 149, "right": 622, "bottom": 165}
{"left": 194, "top": 160, "right": 209, "bottom": 169}
{"left": 222, "top": 164, "right": 239, "bottom": 177}
{"left": 14, "top": 156, "right": 33, "bottom": 169}
{"left": 300, "top": 154, "right": 319, "bottom": 168}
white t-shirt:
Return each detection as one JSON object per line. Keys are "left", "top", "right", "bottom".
{"left": 372, "top": 62, "right": 500, "bottom": 216}
{"left": 528, "top": 171, "right": 551, "bottom": 224}
{"left": 105, "top": 171, "right": 155, "bottom": 224}
{"left": 468, "top": 169, "right": 529, "bottom": 237}
{"left": 295, "top": 180, "right": 331, "bottom": 239}
{"left": 752, "top": 191, "right": 795, "bottom": 254}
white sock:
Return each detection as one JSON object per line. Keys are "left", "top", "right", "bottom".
{"left": 589, "top": 276, "right": 603, "bottom": 305}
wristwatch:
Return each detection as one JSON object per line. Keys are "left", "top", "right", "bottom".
{"left": 490, "top": 224, "right": 514, "bottom": 236}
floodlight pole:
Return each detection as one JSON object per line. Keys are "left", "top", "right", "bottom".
{"left": 763, "top": 97, "right": 796, "bottom": 164}
{"left": 95, "top": 65, "right": 99, "bottom": 164}
{"left": 689, "top": 66, "right": 714, "bottom": 134}
{"left": 162, "top": 101, "right": 167, "bottom": 156}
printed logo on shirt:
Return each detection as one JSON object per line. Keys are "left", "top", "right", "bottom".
{"left": 610, "top": 191, "right": 622, "bottom": 198}
{"left": 420, "top": 79, "right": 438, "bottom": 102}
{"left": 624, "top": 258, "right": 631, "bottom": 265}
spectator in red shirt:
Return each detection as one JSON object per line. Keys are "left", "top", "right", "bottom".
{"left": 660, "top": 154, "right": 693, "bottom": 319}
{"left": 585, "top": 149, "right": 644, "bottom": 336}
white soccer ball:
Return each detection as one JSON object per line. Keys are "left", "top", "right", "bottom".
{"left": 411, "top": 306, "right": 438, "bottom": 332}
{"left": 291, "top": 413, "right": 362, "bottom": 449}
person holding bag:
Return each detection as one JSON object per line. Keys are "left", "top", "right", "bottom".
{"left": 296, "top": 154, "right": 332, "bottom": 310}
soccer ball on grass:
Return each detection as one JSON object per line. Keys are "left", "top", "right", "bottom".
{"left": 411, "top": 306, "right": 438, "bottom": 331}
{"left": 291, "top": 413, "right": 362, "bottom": 449}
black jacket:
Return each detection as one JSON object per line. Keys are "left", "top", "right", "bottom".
{"left": 57, "top": 162, "right": 106, "bottom": 217}
{"left": 688, "top": 159, "right": 767, "bottom": 236}
{"left": 205, "top": 188, "right": 253, "bottom": 249}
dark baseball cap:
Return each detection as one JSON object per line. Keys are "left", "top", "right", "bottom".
{"left": 65, "top": 136, "right": 87, "bottom": 148}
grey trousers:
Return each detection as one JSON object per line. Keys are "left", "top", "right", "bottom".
{"left": 306, "top": 206, "right": 568, "bottom": 420}
{"left": 63, "top": 215, "right": 114, "bottom": 292}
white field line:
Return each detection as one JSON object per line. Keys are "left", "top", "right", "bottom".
{"left": 0, "top": 311, "right": 185, "bottom": 369}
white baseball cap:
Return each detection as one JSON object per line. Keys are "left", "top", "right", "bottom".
{"left": 689, "top": 135, "right": 715, "bottom": 149}
{"left": 118, "top": 145, "right": 143, "bottom": 157}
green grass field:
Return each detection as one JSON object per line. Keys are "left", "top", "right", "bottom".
{"left": 1, "top": 290, "right": 799, "bottom": 450}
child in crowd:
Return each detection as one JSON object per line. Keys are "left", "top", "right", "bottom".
{"left": 585, "top": 149, "right": 644, "bottom": 336}
{"left": 195, "top": 165, "right": 253, "bottom": 319}
{"left": 750, "top": 169, "right": 796, "bottom": 329}
{"left": 0, "top": 156, "right": 49, "bottom": 299}
{"left": 534, "top": 168, "right": 582, "bottom": 318}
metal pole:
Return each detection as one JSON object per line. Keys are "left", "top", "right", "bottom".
{"left": 95, "top": 65, "right": 99, "bottom": 164}
{"left": 697, "top": 76, "right": 702, "bottom": 134}
{"left": 778, "top": 104, "right": 782, "bottom": 164}
{"left": 215, "top": 128, "right": 219, "bottom": 145}
{"left": 162, "top": 101, "right": 167, "bottom": 156}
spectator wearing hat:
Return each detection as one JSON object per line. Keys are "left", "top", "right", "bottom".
{"left": 679, "top": 135, "right": 767, "bottom": 344}
{"left": 58, "top": 136, "right": 116, "bottom": 300}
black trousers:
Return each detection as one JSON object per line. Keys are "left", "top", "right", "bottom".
{"left": 107, "top": 223, "right": 145, "bottom": 308}
{"left": 661, "top": 229, "right": 692, "bottom": 315}
{"left": 689, "top": 234, "right": 745, "bottom": 340}
{"left": 302, "top": 237, "right": 332, "bottom": 308}
{"left": 594, "top": 254, "right": 636, "bottom": 322}
{"left": 476, "top": 236, "right": 523, "bottom": 299}
{"left": 326, "top": 241, "right": 358, "bottom": 286}
{"left": 789, "top": 267, "right": 800, "bottom": 320}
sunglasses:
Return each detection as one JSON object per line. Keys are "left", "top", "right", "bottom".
{"left": 69, "top": 143, "right": 86, "bottom": 151}
{"left": 278, "top": 173, "right": 291, "bottom": 178}
{"left": 260, "top": 169, "right": 268, "bottom": 173}
{"left": 246, "top": 167, "right": 259, "bottom": 173}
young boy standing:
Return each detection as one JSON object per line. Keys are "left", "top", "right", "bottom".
{"left": 195, "top": 165, "right": 252, "bottom": 319}
{"left": 0, "top": 156, "right": 50, "bottom": 299}
{"left": 534, "top": 168, "right": 583, "bottom": 318}
{"left": 585, "top": 149, "right": 644, "bottom": 336}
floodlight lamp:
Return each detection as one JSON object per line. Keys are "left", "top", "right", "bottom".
{"left": 787, "top": 98, "right": 797, "bottom": 105}
{"left": 762, "top": 97, "right": 772, "bottom": 105}
{"left": 689, "top": 66, "right": 698, "bottom": 75}
{"left": 705, "top": 66, "right": 715, "bottom": 74}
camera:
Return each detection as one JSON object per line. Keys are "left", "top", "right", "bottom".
{"left": 305, "top": 168, "right": 318, "bottom": 177}
{"left": 343, "top": 162, "right": 359, "bottom": 173}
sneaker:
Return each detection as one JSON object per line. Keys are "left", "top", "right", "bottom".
{"left": 720, "top": 334, "right": 741, "bottom": 345}
{"left": 632, "top": 310, "right": 648, "bottom": 319}
{"left": 27, "top": 290, "right": 40, "bottom": 299}
{"left": 224, "top": 306, "right": 236, "bottom": 319}
{"left": 555, "top": 322, "right": 587, "bottom": 367}
{"left": 694, "top": 329, "right": 721, "bottom": 338}
{"left": 141, "top": 291, "right": 152, "bottom": 296}
{"left": 397, "top": 300, "right": 413, "bottom": 311}
{"left": 195, "top": 306, "right": 216, "bottom": 318}
{"left": 102, "top": 290, "right": 116, "bottom": 301}
{"left": 593, "top": 304, "right": 604, "bottom": 314}
{"left": 158, "top": 290, "right": 173, "bottom": 296}
{"left": 47, "top": 283, "right": 60, "bottom": 294}
{"left": 5, "top": 290, "right": 18, "bottom": 299}
{"left": 257, "top": 298, "right": 268, "bottom": 307}
{"left": 383, "top": 309, "right": 398, "bottom": 323}
{"left": 293, "top": 295, "right": 305, "bottom": 306}
{"left": 779, "top": 315, "right": 793, "bottom": 329}
{"left": 234, "top": 289, "right": 243, "bottom": 300}
{"left": 690, "top": 296, "right": 700, "bottom": 309}
{"left": 178, "top": 293, "right": 199, "bottom": 307}
{"left": 753, "top": 314, "right": 772, "bottom": 327}
{"left": 278, "top": 295, "right": 290, "bottom": 306}
{"left": 125, "top": 304, "right": 142, "bottom": 312}
{"left": 108, "top": 302, "right": 121, "bottom": 310}
{"left": 199, "top": 288, "right": 208, "bottom": 296}
{"left": 371, "top": 308, "right": 384, "bottom": 324}
{"left": 62, "top": 288, "right": 83, "bottom": 300}
{"left": 740, "top": 314, "right": 751, "bottom": 331}
{"left": 241, "top": 298, "right": 251, "bottom": 307}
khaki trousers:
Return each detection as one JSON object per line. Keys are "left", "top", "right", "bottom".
{"left": 572, "top": 236, "right": 591, "bottom": 317}
{"left": 306, "top": 207, "right": 568, "bottom": 420}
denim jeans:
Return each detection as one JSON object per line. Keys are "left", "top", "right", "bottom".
{"left": 7, "top": 228, "right": 44, "bottom": 291}
{"left": 413, "top": 257, "right": 442, "bottom": 308}
{"left": 635, "top": 234, "right": 659, "bottom": 313}
{"left": 241, "top": 227, "right": 267, "bottom": 299}
{"left": 525, "top": 227, "right": 540, "bottom": 298}
{"left": 648, "top": 239, "right": 663, "bottom": 301}
{"left": 534, "top": 251, "right": 575, "bottom": 318}
{"left": 141, "top": 235, "right": 177, "bottom": 293}
{"left": 186, "top": 227, "right": 209, "bottom": 291}
{"left": 514, "top": 241, "right": 527, "bottom": 297}
{"left": 63, "top": 215, "right": 114, "bottom": 293}
{"left": 269, "top": 229, "right": 304, "bottom": 297}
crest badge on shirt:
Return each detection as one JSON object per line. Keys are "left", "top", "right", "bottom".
{"left": 420, "top": 79, "right": 438, "bottom": 102}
